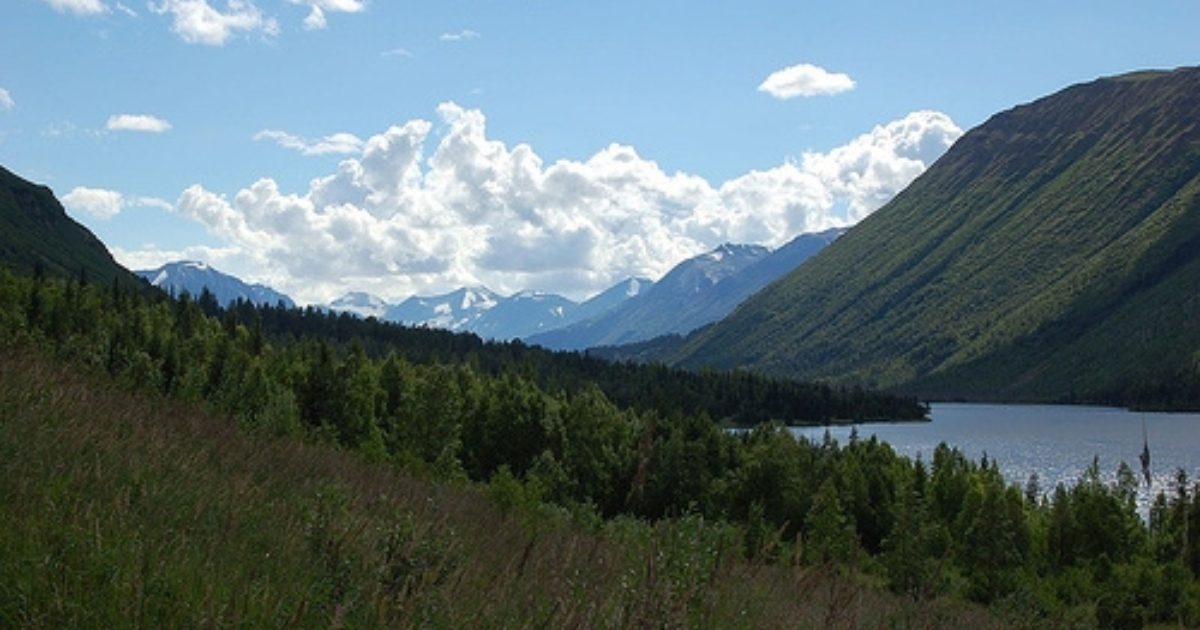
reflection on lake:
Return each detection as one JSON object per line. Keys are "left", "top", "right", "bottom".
{"left": 789, "top": 404, "right": 1200, "bottom": 514}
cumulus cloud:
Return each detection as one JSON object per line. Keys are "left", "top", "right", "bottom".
{"left": 439, "top": 29, "right": 479, "bottom": 42}
{"left": 0, "top": 88, "right": 13, "bottom": 111}
{"left": 289, "top": 0, "right": 364, "bottom": 30}
{"left": 253, "top": 129, "right": 364, "bottom": 155}
{"left": 147, "top": 104, "right": 961, "bottom": 304}
{"left": 111, "top": 243, "right": 244, "bottom": 271}
{"left": 106, "top": 113, "right": 173, "bottom": 133}
{"left": 149, "top": 0, "right": 279, "bottom": 46}
{"left": 41, "top": 0, "right": 108, "bottom": 15}
{"left": 63, "top": 186, "right": 172, "bottom": 220}
{"left": 759, "top": 63, "right": 855, "bottom": 99}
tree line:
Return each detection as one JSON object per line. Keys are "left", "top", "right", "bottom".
{"left": 3, "top": 269, "right": 1198, "bottom": 626}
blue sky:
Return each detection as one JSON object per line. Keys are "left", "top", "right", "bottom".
{"left": 1, "top": 0, "right": 1198, "bottom": 303}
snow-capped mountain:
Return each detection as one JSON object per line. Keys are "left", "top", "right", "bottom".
{"left": 528, "top": 233, "right": 840, "bottom": 351}
{"left": 384, "top": 286, "right": 502, "bottom": 331}
{"left": 569, "top": 277, "right": 653, "bottom": 325}
{"left": 317, "top": 280, "right": 648, "bottom": 342}
{"left": 676, "top": 227, "right": 846, "bottom": 325}
{"left": 663, "top": 243, "right": 771, "bottom": 295}
{"left": 136, "top": 261, "right": 294, "bottom": 308}
{"left": 469, "top": 291, "right": 579, "bottom": 340}
{"left": 328, "top": 292, "right": 389, "bottom": 319}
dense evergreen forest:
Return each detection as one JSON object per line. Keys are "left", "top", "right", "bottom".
{"left": 3, "top": 269, "right": 1200, "bottom": 627}
{"left": 170, "top": 277, "right": 929, "bottom": 426}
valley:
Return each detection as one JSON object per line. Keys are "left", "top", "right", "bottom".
{"left": 3, "top": 4, "right": 1200, "bottom": 624}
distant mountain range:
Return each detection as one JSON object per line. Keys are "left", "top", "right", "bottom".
{"left": 136, "top": 261, "right": 296, "bottom": 308}
{"left": 129, "top": 229, "right": 843, "bottom": 345}
{"left": 382, "top": 286, "right": 503, "bottom": 331}
{"left": 328, "top": 292, "right": 389, "bottom": 319}
{"left": 0, "top": 160, "right": 840, "bottom": 347}
{"left": 327, "top": 278, "right": 654, "bottom": 341}
{"left": 0, "top": 165, "right": 143, "bottom": 290}
{"left": 528, "top": 231, "right": 843, "bottom": 350}
{"left": 664, "top": 66, "right": 1200, "bottom": 405}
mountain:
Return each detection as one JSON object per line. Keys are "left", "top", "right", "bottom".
{"left": 570, "top": 276, "right": 653, "bottom": 324}
{"left": 137, "top": 261, "right": 295, "bottom": 308}
{"left": 528, "top": 243, "right": 773, "bottom": 350}
{"left": 328, "top": 291, "right": 389, "bottom": 319}
{"left": 680, "top": 228, "right": 845, "bottom": 326}
{"left": 0, "top": 165, "right": 142, "bottom": 289}
{"left": 469, "top": 291, "right": 578, "bottom": 340}
{"left": 385, "top": 286, "right": 502, "bottom": 331}
{"left": 670, "top": 67, "right": 1200, "bottom": 406}
{"left": 322, "top": 279, "right": 648, "bottom": 341}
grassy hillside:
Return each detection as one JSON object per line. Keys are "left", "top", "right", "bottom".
{"left": 671, "top": 67, "right": 1200, "bottom": 406}
{"left": 0, "top": 166, "right": 143, "bottom": 290}
{"left": 4, "top": 265, "right": 1198, "bottom": 627}
{"left": 0, "top": 351, "right": 993, "bottom": 628}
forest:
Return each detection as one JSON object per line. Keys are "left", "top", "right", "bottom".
{"left": 2, "top": 269, "right": 1199, "bottom": 627}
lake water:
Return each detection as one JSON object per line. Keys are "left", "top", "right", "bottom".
{"left": 789, "top": 403, "right": 1200, "bottom": 514}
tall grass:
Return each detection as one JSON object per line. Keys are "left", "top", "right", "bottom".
{"left": 0, "top": 351, "right": 998, "bottom": 628}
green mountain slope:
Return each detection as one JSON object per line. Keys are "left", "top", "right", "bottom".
{"left": 671, "top": 67, "right": 1200, "bottom": 405}
{"left": 0, "top": 165, "right": 142, "bottom": 288}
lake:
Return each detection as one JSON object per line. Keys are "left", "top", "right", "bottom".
{"left": 789, "top": 403, "right": 1200, "bottom": 514}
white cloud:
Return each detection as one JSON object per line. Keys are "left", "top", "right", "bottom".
{"left": 290, "top": 0, "right": 364, "bottom": 30}
{"left": 381, "top": 47, "right": 414, "bottom": 58}
{"left": 41, "top": 0, "right": 109, "bottom": 15}
{"left": 758, "top": 63, "right": 856, "bottom": 99}
{"left": 63, "top": 188, "right": 123, "bottom": 220}
{"left": 106, "top": 113, "right": 173, "bottom": 133}
{"left": 0, "top": 88, "right": 13, "bottom": 111}
{"left": 285, "top": 0, "right": 364, "bottom": 30}
{"left": 301, "top": 5, "right": 325, "bottom": 29}
{"left": 63, "top": 186, "right": 172, "bottom": 220}
{"left": 111, "top": 244, "right": 243, "bottom": 271}
{"left": 439, "top": 29, "right": 480, "bottom": 42}
{"left": 115, "top": 2, "right": 137, "bottom": 17}
{"left": 153, "top": 104, "right": 961, "bottom": 304}
{"left": 254, "top": 129, "right": 364, "bottom": 156}
{"left": 149, "top": 0, "right": 279, "bottom": 46}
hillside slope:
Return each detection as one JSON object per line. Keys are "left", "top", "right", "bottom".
{"left": 0, "top": 165, "right": 142, "bottom": 289}
{"left": 672, "top": 67, "right": 1200, "bottom": 405}
{"left": 0, "top": 352, "right": 993, "bottom": 628}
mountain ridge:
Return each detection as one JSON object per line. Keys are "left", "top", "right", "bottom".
{"left": 0, "top": 165, "right": 143, "bottom": 290}
{"left": 324, "top": 277, "right": 652, "bottom": 341}
{"left": 530, "top": 231, "right": 842, "bottom": 351}
{"left": 668, "top": 66, "right": 1200, "bottom": 406}
{"left": 136, "top": 260, "right": 295, "bottom": 308}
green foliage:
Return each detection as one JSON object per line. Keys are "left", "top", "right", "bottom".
{"left": 882, "top": 480, "right": 949, "bottom": 601}
{"left": 804, "top": 478, "right": 858, "bottom": 566}
{"left": 3, "top": 267, "right": 1199, "bottom": 626}
{"left": 671, "top": 67, "right": 1200, "bottom": 410}
{"left": 0, "top": 351, "right": 1002, "bottom": 628}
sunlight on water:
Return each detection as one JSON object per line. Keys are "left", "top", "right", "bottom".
{"left": 789, "top": 404, "right": 1200, "bottom": 517}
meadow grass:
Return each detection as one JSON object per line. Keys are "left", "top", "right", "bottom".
{"left": 0, "top": 350, "right": 998, "bottom": 628}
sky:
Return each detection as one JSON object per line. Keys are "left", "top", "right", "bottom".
{"left": 1, "top": 1, "right": 1198, "bottom": 304}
